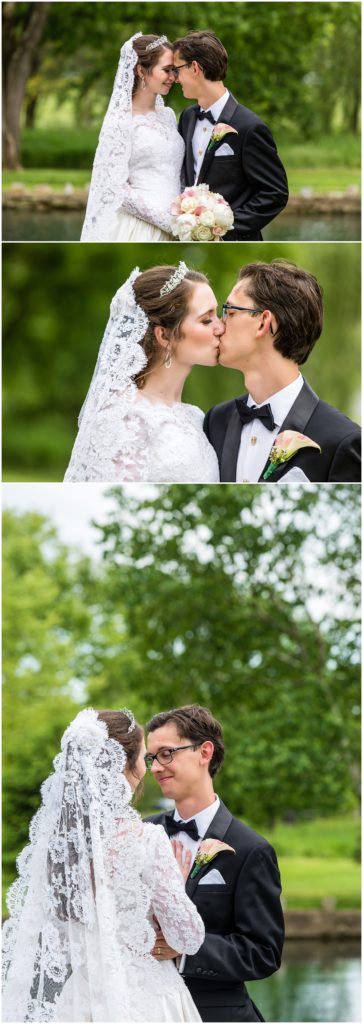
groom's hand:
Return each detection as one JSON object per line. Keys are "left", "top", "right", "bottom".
{"left": 151, "top": 924, "right": 179, "bottom": 960}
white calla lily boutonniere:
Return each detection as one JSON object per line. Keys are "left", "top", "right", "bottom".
{"left": 263, "top": 430, "right": 321, "bottom": 480}
{"left": 191, "top": 838, "right": 235, "bottom": 878}
{"left": 207, "top": 122, "right": 238, "bottom": 152}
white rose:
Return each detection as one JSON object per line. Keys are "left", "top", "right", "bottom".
{"left": 180, "top": 196, "right": 197, "bottom": 213}
{"left": 213, "top": 204, "right": 234, "bottom": 228}
{"left": 192, "top": 224, "right": 214, "bottom": 241}
{"left": 199, "top": 210, "right": 215, "bottom": 227}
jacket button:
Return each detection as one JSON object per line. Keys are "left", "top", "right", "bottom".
{"left": 196, "top": 967, "right": 202, "bottom": 974}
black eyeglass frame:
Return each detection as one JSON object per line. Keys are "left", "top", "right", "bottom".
{"left": 222, "top": 303, "right": 275, "bottom": 334}
{"left": 144, "top": 743, "right": 199, "bottom": 769}
{"left": 171, "top": 62, "right": 192, "bottom": 77}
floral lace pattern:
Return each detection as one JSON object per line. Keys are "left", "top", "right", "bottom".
{"left": 2, "top": 710, "right": 204, "bottom": 1022}
{"left": 65, "top": 398, "right": 220, "bottom": 483}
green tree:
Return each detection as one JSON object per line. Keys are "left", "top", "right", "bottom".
{"left": 90, "top": 484, "right": 360, "bottom": 824}
{"left": 2, "top": 509, "right": 92, "bottom": 892}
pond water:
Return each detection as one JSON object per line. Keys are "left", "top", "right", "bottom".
{"left": 3, "top": 209, "right": 361, "bottom": 242}
{"left": 247, "top": 940, "right": 361, "bottom": 1023}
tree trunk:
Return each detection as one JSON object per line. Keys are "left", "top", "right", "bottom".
{"left": 24, "top": 93, "right": 39, "bottom": 129}
{"left": 2, "top": 2, "right": 51, "bottom": 169}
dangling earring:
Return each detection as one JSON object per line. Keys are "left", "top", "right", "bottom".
{"left": 140, "top": 76, "right": 146, "bottom": 90}
{"left": 164, "top": 346, "right": 172, "bottom": 369}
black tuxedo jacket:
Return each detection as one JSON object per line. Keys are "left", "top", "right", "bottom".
{"left": 204, "top": 380, "right": 361, "bottom": 482}
{"left": 147, "top": 801, "right": 284, "bottom": 1020}
{"left": 178, "top": 94, "right": 288, "bottom": 240}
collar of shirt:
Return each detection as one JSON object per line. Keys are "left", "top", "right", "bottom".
{"left": 247, "top": 373, "right": 304, "bottom": 428}
{"left": 200, "top": 89, "right": 230, "bottom": 122}
{"left": 236, "top": 374, "right": 304, "bottom": 483}
{"left": 192, "top": 91, "right": 230, "bottom": 181}
{"left": 174, "top": 794, "right": 220, "bottom": 839}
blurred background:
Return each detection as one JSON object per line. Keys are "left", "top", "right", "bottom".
{"left": 2, "top": 482, "right": 361, "bottom": 1021}
{"left": 3, "top": 1, "right": 361, "bottom": 240}
{"left": 3, "top": 240, "right": 361, "bottom": 481}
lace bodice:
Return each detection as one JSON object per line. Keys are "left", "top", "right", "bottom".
{"left": 65, "top": 396, "right": 220, "bottom": 483}
{"left": 122, "top": 108, "right": 184, "bottom": 233}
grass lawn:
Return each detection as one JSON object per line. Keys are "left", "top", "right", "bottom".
{"left": 3, "top": 166, "right": 360, "bottom": 195}
{"left": 280, "top": 856, "right": 361, "bottom": 909}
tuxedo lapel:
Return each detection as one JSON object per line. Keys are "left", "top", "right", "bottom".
{"left": 185, "top": 106, "right": 198, "bottom": 185}
{"left": 186, "top": 801, "right": 233, "bottom": 898}
{"left": 220, "top": 403, "right": 243, "bottom": 482}
{"left": 197, "top": 94, "right": 239, "bottom": 185}
{"left": 259, "top": 379, "right": 320, "bottom": 481}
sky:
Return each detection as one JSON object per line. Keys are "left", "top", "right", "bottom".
{"left": 3, "top": 483, "right": 154, "bottom": 557}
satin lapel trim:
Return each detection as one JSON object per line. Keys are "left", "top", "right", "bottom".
{"left": 197, "top": 94, "right": 239, "bottom": 184}
{"left": 186, "top": 801, "right": 233, "bottom": 898}
{"left": 185, "top": 106, "right": 198, "bottom": 185}
{"left": 220, "top": 404, "right": 243, "bottom": 482}
{"left": 259, "top": 380, "right": 320, "bottom": 481}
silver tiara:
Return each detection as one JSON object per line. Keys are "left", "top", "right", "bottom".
{"left": 145, "top": 35, "right": 168, "bottom": 52}
{"left": 160, "top": 262, "right": 189, "bottom": 297}
{"left": 119, "top": 708, "right": 136, "bottom": 733}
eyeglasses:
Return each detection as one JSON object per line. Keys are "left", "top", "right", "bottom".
{"left": 172, "top": 62, "right": 192, "bottom": 78}
{"left": 144, "top": 744, "right": 199, "bottom": 769}
{"left": 222, "top": 303, "right": 275, "bottom": 334}
{"left": 222, "top": 303, "right": 263, "bottom": 320}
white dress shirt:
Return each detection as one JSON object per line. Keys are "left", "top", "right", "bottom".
{"left": 192, "top": 91, "right": 229, "bottom": 182}
{"left": 236, "top": 374, "right": 304, "bottom": 483}
{"left": 170, "top": 796, "right": 220, "bottom": 973}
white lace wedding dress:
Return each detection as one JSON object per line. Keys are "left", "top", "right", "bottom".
{"left": 54, "top": 823, "right": 203, "bottom": 1023}
{"left": 64, "top": 396, "right": 220, "bottom": 482}
{"left": 106, "top": 107, "right": 184, "bottom": 242}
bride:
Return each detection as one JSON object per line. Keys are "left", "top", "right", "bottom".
{"left": 81, "top": 33, "right": 184, "bottom": 241}
{"left": 64, "top": 262, "right": 223, "bottom": 483}
{"left": 2, "top": 708, "right": 204, "bottom": 1022}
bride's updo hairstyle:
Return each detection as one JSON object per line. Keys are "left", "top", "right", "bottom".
{"left": 97, "top": 710, "right": 143, "bottom": 780}
{"left": 133, "top": 265, "right": 209, "bottom": 388}
{"left": 132, "top": 35, "right": 173, "bottom": 96}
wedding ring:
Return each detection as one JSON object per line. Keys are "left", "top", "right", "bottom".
{"left": 157, "top": 946, "right": 161, "bottom": 956}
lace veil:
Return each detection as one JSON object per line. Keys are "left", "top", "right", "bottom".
{"left": 2, "top": 709, "right": 146, "bottom": 1022}
{"left": 81, "top": 33, "right": 164, "bottom": 241}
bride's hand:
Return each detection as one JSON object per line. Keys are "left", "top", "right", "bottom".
{"left": 171, "top": 839, "right": 192, "bottom": 882}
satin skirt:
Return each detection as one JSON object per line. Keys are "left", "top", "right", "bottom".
{"left": 110, "top": 208, "right": 172, "bottom": 242}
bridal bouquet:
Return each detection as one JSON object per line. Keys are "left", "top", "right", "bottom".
{"left": 170, "top": 184, "right": 234, "bottom": 241}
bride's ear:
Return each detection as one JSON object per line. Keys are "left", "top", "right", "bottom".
{"left": 154, "top": 325, "right": 170, "bottom": 350}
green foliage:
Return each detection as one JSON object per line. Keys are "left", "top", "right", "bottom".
{"left": 3, "top": 242, "right": 361, "bottom": 478}
{"left": 17, "top": 1, "right": 361, "bottom": 144}
{"left": 263, "top": 815, "right": 360, "bottom": 861}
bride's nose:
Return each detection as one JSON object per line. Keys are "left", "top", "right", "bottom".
{"left": 213, "top": 318, "right": 226, "bottom": 335}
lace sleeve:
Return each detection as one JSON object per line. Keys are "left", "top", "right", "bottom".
{"left": 64, "top": 402, "right": 151, "bottom": 482}
{"left": 122, "top": 183, "right": 173, "bottom": 235}
{"left": 146, "top": 825, "right": 205, "bottom": 955}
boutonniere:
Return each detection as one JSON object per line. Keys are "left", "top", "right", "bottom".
{"left": 263, "top": 430, "right": 321, "bottom": 480}
{"left": 207, "top": 123, "right": 238, "bottom": 152}
{"left": 190, "top": 838, "right": 235, "bottom": 878}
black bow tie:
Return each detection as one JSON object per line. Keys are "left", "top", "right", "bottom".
{"left": 165, "top": 814, "right": 200, "bottom": 842}
{"left": 236, "top": 399, "right": 275, "bottom": 432}
{"left": 196, "top": 108, "right": 216, "bottom": 125}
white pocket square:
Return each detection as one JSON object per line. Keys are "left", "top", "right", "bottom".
{"left": 279, "top": 466, "right": 310, "bottom": 482}
{"left": 215, "top": 143, "right": 235, "bottom": 156}
{"left": 198, "top": 868, "right": 225, "bottom": 885}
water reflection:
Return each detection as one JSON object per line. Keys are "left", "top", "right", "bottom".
{"left": 3, "top": 210, "right": 361, "bottom": 243}
{"left": 247, "top": 941, "right": 361, "bottom": 1022}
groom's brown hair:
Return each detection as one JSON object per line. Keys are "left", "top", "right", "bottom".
{"left": 173, "top": 31, "right": 228, "bottom": 81}
{"left": 146, "top": 704, "right": 225, "bottom": 777}
{"left": 237, "top": 260, "right": 323, "bottom": 365}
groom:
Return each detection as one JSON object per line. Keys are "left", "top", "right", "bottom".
{"left": 204, "top": 260, "right": 361, "bottom": 482}
{"left": 146, "top": 704, "right": 284, "bottom": 1023}
{"left": 173, "top": 31, "right": 288, "bottom": 240}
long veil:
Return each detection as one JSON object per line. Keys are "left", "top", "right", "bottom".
{"left": 2, "top": 710, "right": 148, "bottom": 1022}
